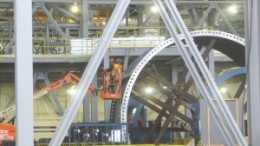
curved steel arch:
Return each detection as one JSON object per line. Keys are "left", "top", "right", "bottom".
{"left": 215, "top": 67, "right": 246, "bottom": 86}
{"left": 120, "top": 30, "right": 245, "bottom": 140}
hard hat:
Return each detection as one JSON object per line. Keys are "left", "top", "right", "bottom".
{"left": 110, "top": 58, "right": 115, "bottom": 62}
{"left": 116, "top": 58, "right": 122, "bottom": 63}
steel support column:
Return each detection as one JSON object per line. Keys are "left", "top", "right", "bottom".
{"left": 49, "top": 0, "right": 131, "bottom": 145}
{"left": 91, "top": 75, "right": 98, "bottom": 122}
{"left": 137, "top": 6, "right": 144, "bottom": 35}
{"left": 103, "top": 53, "right": 111, "bottom": 121}
{"left": 208, "top": 49, "right": 215, "bottom": 76}
{"left": 14, "top": 0, "right": 33, "bottom": 145}
{"left": 81, "top": 0, "right": 89, "bottom": 38}
{"left": 247, "top": 0, "right": 260, "bottom": 145}
{"left": 81, "top": 0, "right": 90, "bottom": 123}
{"left": 123, "top": 49, "right": 130, "bottom": 70}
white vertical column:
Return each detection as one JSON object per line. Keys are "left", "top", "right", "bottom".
{"left": 247, "top": 0, "right": 260, "bottom": 145}
{"left": 171, "top": 64, "right": 178, "bottom": 83}
{"left": 14, "top": 0, "right": 33, "bottom": 146}
{"left": 103, "top": 52, "right": 111, "bottom": 121}
{"left": 208, "top": 50, "right": 215, "bottom": 76}
{"left": 81, "top": 0, "right": 89, "bottom": 38}
{"left": 81, "top": 0, "right": 90, "bottom": 123}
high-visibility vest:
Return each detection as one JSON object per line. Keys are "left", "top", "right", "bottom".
{"left": 112, "top": 64, "right": 123, "bottom": 73}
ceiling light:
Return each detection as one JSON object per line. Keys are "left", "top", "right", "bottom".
{"left": 67, "top": 85, "right": 77, "bottom": 96}
{"left": 132, "top": 108, "right": 137, "bottom": 114}
{"left": 144, "top": 87, "right": 153, "bottom": 94}
{"left": 71, "top": 3, "right": 79, "bottom": 13}
{"left": 220, "top": 87, "right": 227, "bottom": 93}
{"left": 228, "top": 5, "right": 238, "bottom": 14}
{"left": 150, "top": 6, "right": 159, "bottom": 13}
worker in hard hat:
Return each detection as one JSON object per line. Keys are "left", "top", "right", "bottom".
{"left": 103, "top": 58, "right": 123, "bottom": 94}
{"left": 112, "top": 58, "right": 123, "bottom": 94}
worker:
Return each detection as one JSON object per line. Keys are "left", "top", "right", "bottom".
{"left": 104, "top": 58, "right": 123, "bottom": 94}
{"left": 115, "top": 58, "right": 123, "bottom": 73}
{"left": 112, "top": 58, "right": 123, "bottom": 94}
{"left": 104, "top": 58, "right": 116, "bottom": 93}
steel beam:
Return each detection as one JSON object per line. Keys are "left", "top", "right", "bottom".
{"left": 87, "top": 0, "right": 244, "bottom": 5}
{"left": 247, "top": 0, "right": 260, "bottom": 145}
{"left": 81, "top": 0, "right": 90, "bottom": 123}
{"left": 196, "top": 5, "right": 213, "bottom": 26}
{"left": 33, "top": 72, "right": 64, "bottom": 114}
{"left": 40, "top": 3, "right": 67, "bottom": 37}
{"left": 90, "top": 75, "right": 98, "bottom": 122}
{"left": 132, "top": 39, "right": 216, "bottom": 142}
{"left": 162, "top": 0, "right": 246, "bottom": 145}
{"left": 215, "top": 5, "right": 238, "bottom": 36}
{"left": 0, "top": 0, "right": 75, "bottom": 2}
{"left": 144, "top": 97, "right": 173, "bottom": 143}
{"left": 135, "top": 87, "right": 192, "bottom": 124}
{"left": 81, "top": 0, "right": 89, "bottom": 38}
{"left": 189, "top": 8, "right": 199, "bottom": 25}
{"left": 51, "top": 4, "right": 79, "bottom": 22}
{"left": 14, "top": 0, "right": 33, "bottom": 146}
{"left": 234, "top": 78, "right": 246, "bottom": 99}
{"left": 154, "top": 0, "right": 235, "bottom": 145}
{"left": 131, "top": 90, "right": 190, "bottom": 131}
{"left": 166, "top": 1, "right": 245, "bottom": 145}
{"left": 141, "top": 69, "right": 196, "bottom": 101}
{"left": 123, "top": 49, "right": 130, "bottom": 70}
{"left": 103, "top": 53, "right": 111, "bottom": 121}
{"left": 33, "top": 72, "right": 40, "bottom": 86}
{"left": 49, "top": 0, "right": 131, "bottom": 145}
{"left": 139, "top": 71, "right": 197, "bottom": 111}
{"left": 0, "top": 0, "right": 245, "bottom": 4}
{"left": 43, "top": 73, "right": 64, "bottom": 115}
{"left": 154, "top": 77, "right": 194, "bottom": 143}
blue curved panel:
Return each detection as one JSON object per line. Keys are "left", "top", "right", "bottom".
{"left": 215, "top": 67, "right": 246, "bottom": 86}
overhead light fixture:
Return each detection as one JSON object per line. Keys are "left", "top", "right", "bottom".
{"left": 220, "top": 87, "right": 227, "bottom": 93}
{"left": 132, "top": 108, "right": 137, "bottom": 114}
{"left": 228, "top": 5, "right": 238, "bottom": 14}
{"left": 144, "top": 87, "right": 154, "bottom": 94}
{"left": 67, "top": 85, "right": 77, "bottom": 96}
{"left": 71, "top": 3, "right": 79, "bottom": 13}
{"left": 163, "top": 86, "right": 167, "bottom": 89}
{"left": 150, "top": 6, "right": 159, "bottom": 13}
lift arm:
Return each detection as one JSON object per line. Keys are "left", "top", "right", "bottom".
{"left": 0, "top": 73, "right": 95, "bottom": 120}
{"left": 33, "top": 73, "right": 80, "bottom": 99}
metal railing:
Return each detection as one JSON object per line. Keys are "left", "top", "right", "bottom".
{"left": 68, "top": 123, "right": 128, "bottom": 145}
{"left": 0, "top": 26, "right": 213, "bottom": 57}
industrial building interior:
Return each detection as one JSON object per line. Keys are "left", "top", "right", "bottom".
{"left": 0, "top": 0, "right": 258, "bottom": 146}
